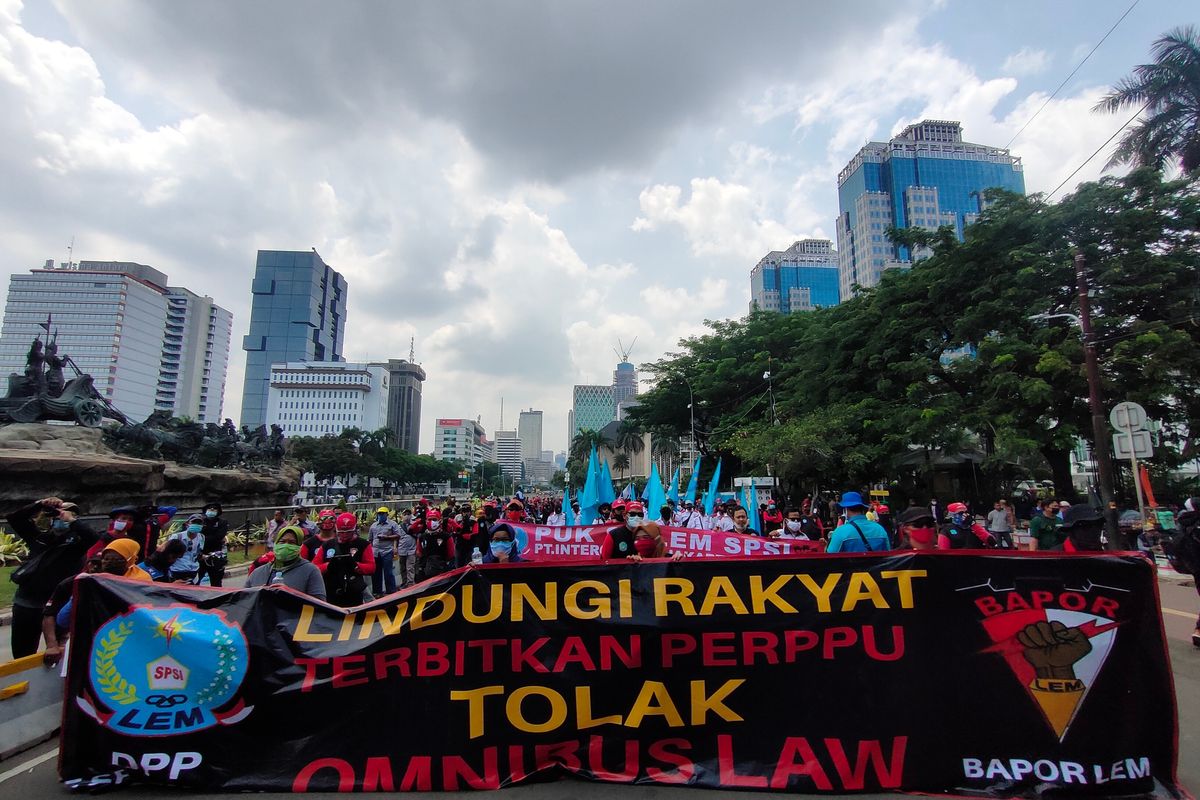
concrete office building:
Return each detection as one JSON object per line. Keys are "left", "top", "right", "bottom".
{"left": 434, "top": 418, "right": 488, "bottom": 465}
{"left": 0, "top": 260, "right": 231, "bottom": 423}
{"left": 613, "top": 360, "right": 638, "bottom": 406}
{"left": 835, "top": 120, "right": 1024, "bottom": 298}
{"left": 265, "top": 361, "right": 389, "bottom": 437}
{"left": 380, "top": 358, "right": 425, "bottom": 453}
{"left": 241, "top": 249, "right": 346, "bottom": 429}
{"left": 518, "top": 409, "right": 543, "bottom": 461}
{"left": 750, "top": 239, "right": 841, "bottom": 313}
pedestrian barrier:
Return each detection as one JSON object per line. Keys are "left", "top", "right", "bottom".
{"left": 0, "top": 653, "right": 63, "bottom": 760}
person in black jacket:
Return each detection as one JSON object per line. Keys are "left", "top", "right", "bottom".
{"left": 196, "top": 500, "right": 230, "bottom": 586}
{"left": 6, "top": 497, "right": 98, "bottom": 658}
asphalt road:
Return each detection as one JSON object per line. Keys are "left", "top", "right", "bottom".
{"left": 1, "top": 579, "right": 1197, "bottom": 798}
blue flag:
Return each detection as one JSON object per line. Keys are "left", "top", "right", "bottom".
{"left": 741, "top": 479, "right": 756, "bottom": 532}
{"left": 598, "top": 460, "right": 616, "bottom": 505}
{"left": 645, "top": 463, "right": 665, "bottom": 521}
{"left": 703, "top": 459, "right": 722, "bottom": 516}
{"left": 560, "top": 490, "right": 575, "bottom": 527}
{"left": 621, "top": 482, "right": 635, "bottom": 500}
{"left": 666, "top": 467, "right": 680, "bottom": 506}
{"left": 577, "top": 446, "right": 600, "bottom": 524}
{"left": 683, "top": 457, "right": 701, "bottom": 503}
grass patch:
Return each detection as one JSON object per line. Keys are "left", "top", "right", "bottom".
{"left": 0, "top": 565, "right": 16, "bottom": 608}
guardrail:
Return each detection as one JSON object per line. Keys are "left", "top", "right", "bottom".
{"left": 0, "top": 653, "right": 62, "bottom": 760}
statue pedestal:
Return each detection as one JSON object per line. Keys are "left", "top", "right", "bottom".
{"left": 0, "top": 424, "right": 298, "bottom": 515}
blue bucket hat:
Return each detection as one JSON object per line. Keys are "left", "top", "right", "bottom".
{"left": 839, "top": 491, "right": 868, "bottom": 510}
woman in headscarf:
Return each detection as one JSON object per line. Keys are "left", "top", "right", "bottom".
{"left": 98, "top": 538, "right": 152, "bottom": 581}
{"left": 247, "top": 526, "right": 327, "bottom": 600}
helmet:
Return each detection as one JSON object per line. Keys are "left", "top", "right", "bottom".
{"left": 377, "top": 506, "right": 390, "bottom": 515}
{"left": 317, "top": 509, "right": 336, "bottom": 527}
{"left": 877, "top": 505, "right": 889, "bottom": 513}
{"left": 947, "top": 502, "right": 968, "bottom": 514}
{"left": 335, "top": 512, "right": 358, "bottom": 532}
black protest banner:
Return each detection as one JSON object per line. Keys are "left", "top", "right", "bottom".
{"left": 60, "top": 553, "right": 1183, "bottom": 796}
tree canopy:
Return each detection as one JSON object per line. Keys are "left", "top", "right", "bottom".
{"left": 628, "top": 169, "right": 1200, "bottom": 504}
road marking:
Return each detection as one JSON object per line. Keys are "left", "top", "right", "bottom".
{"left": 0, "top": 747, "right": 57, "bottom": 784}
{"left": 1162, "top": 607, "right": 1195, "bottom": 620}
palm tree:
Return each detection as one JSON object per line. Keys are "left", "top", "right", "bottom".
{"left": 615, "top": 420, "right": 645, "bottom": 457}
{"left": 570, "top": 428, "right": 610, "bottom": 462}
{"left": 613, "top": 452, "right": 631, "bottom": 481}
{"left": 1095, "top": 26, "right": 1200, "bottom": 174}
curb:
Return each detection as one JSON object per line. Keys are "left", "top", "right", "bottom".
{"left": 0, "top": 561, "right": 252, "bottom": 628}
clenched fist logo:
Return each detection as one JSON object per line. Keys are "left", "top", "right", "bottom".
{"left": 1018, "top": 620, "right": 1092, "bottom": 680}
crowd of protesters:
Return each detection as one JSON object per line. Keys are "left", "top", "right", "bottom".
{"left": 7, "top": 485, "right": 1199, "bottom": 661}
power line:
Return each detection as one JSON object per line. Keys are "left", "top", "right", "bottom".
{"left": 1045, "top": 101, "right": 1148, "bottom": 200}
{"left": 1004, "top": 0, "right": 1141, "bottom": 150}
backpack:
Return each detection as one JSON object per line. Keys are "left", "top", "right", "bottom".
{"left": 1163, "top": 512, "right": 1200, "bottom": 575}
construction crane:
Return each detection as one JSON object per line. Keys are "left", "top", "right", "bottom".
{"left": 613, "top": 337, "right": 638, "bottom": 363}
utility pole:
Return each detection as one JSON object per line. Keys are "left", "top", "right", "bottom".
{"left": 1075, "top": 253, "right": 1120, "bottom": 547}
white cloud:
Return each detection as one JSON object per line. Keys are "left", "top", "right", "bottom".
{"left": 1002, "top": 47, "right": 1052, "bottom": 76}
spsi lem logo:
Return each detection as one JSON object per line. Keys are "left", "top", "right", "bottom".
{"left": 81, "top": 605, "right": 252, "bottom": 736}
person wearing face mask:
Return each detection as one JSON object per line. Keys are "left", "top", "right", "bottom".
{"left": 86, "top": 505, "right": 141, "bottom": 560}
{"left": 454, "top": 506, "right": 492, "bottom": 568}
{"left": 629, "top": 521, "right": 685, "bottom": 562}
{"left": 416, "top": 509, "right": 454, "bottom": 581}
{"left": 195, "top": 501, "right": 230, "bottom": 587}
{"left": 312, "top": 512, "right": 375, "bottom": 608}
{"left": 592, "top": 503, "right": 612, "bottom": 525}
{"left": 599, "top": 501, "right": 647, "bottom": 559}
{"left": 302, "top": 509, "right": 338, "bottom": 560}
{"left": 6, "top": 496, "right": 97, "bottom": 658}
{"left": 762, "top": 503, "right": 783, "bottom": 532}
{"left": 368, "top": 506, "right": 402, "bottom": 595}
{"left": 611, "top": 500, "right": 628, "bottom": 526}
{"left": 247, "top": 526, "right": 326, "bottom": 599}
{"left": 482, "top": 526, "right": 524, "bottom": 564}
{"left": 730, "top": 506, "right": 760, "bottom": 536}
{"left": 938, "top": 502, "right": 996, "bottom": 549}
{"left": 167, "top": 514, "right": 206, "bottom": 582}
{"left": 395, "top": 507, "right": 418, "bottom": 588}
{"left": 897, "top": 507, "right": 938, "bottom": 551}
{"left": 98, "top": 538, "right": 153, "bottom": 581}
{"left": 678, "top": 501, "right": 708, "bottom": 530}
{"left": 770, "top": 507, "right": 823, "bottom": 541}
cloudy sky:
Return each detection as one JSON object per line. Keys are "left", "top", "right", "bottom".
{"left": 0, "top": 0, "right": 1187, "bottom": 452}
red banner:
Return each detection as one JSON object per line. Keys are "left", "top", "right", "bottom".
{"left": 513, "top": 523, "right": 823, "bottom": 561}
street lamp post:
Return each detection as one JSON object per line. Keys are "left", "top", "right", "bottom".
{"left": 1028, "top": 253, "right": 1119, "bottom": 546}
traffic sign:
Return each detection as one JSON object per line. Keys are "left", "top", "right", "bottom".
{"left": 1110, "top": 401, "right": 1147, "bottom": 433}
{"left": 1113, "top": 431, "right": 1153, "bottom": 459}
{"left": 869, "top": 490, "right": 890, "bottom": 498}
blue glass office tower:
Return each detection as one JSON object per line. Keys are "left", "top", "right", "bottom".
{"left": 835, "top": 120, "right": 1024, "bottom": 299}
{"left": 750, "top": 239, "right": 840, "bottom": 313}
{"left": 239, "top": 249, "right": 347, "bottom": 428}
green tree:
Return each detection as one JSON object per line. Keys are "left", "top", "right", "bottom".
{"left": 1096, "top": 25, "right": 1200, "bottom": 174}
{"left": 613, "top": 452, "right": 631, "bottom": 480}
{"left": 615, "top": 420, "right": 645, "bottom": 457}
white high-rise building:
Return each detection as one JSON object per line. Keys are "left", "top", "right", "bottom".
{"left": 157, "top": 288, "right": 233, "bottom": 423}
{"left": 492, "top": 430, "right": 523, "bottom": 477}
{"left": 265, "top": 361, "right": 389, "bottom": 437}
{"left": 517, "top": 409, "right": 543, "bottom": 462}
{"left": 0, "top": 260, "right": 232, "bottom": 423}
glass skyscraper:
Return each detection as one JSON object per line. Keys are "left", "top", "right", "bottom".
{"left": 750, "top": 239, "right": 840, "bottom": 313}
{"left": 240, "top": 249, "right": 346, "bottom": 429}
{"left": 835, "top": 120, "right": 1025, "bottom": 299}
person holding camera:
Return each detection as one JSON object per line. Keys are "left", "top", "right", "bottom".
{"left": 6, "top": 497, "right": 98, "bottom": 658}
{"left": 196, "top": 501, "right": 229, "bottom": 587}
